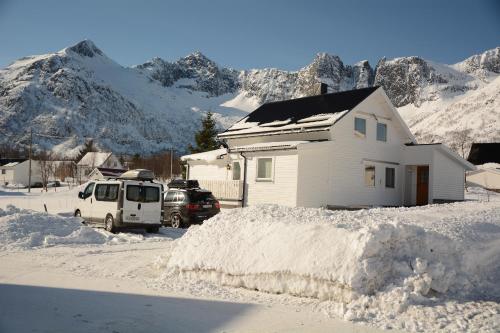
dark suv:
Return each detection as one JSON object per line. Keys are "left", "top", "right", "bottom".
{"left": 163, "top": 181, "right": 220, "bottom": 228}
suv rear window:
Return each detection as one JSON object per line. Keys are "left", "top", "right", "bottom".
{"left": 189, "top": 191, "right": 215, "bottom": 203}
{"left": 126, "top": 185, "right": 160, "bottom": 203}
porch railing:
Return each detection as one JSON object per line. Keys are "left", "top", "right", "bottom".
{"left": 197, "top": 179, "right": 243, "bottom": 201}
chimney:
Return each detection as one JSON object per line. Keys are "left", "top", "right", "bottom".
{"left": 320, "top": 82, "right": 328, "bottom": 94}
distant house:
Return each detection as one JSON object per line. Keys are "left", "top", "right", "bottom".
{"left": 76, "top": 152, "right": 123, "bottom": 181}
{"left": 88, "top": 167, "right": 128, "bottom": 180}
{"left": 182, "top": 86, "right": 475, "bottom": 208}
{"left": 0, "top": 159, "right": 42, "bottom": 186}
{"left": 466, "top": 143, "right": 500, "bottom": 192}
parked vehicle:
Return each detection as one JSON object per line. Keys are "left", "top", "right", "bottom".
{"left": 74, "top": 169, "right": 164, "bottom": 233}
{"left": 164, "top": 179, "right": 220, "bottom": 228}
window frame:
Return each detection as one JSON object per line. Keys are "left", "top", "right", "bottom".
{"left": 126, "top": 184, "right": 159, "bottom": 203}
{"left": 354, "top": 117, "right": 366, "bottom": 137}
{"left": 95, "top": 184, "right": 119, "bottom": 202}
{"left": 364, "top": 165, "right": 376, "bottom": 187}
{"left": 232, "top": 161, "right": 241, "bottom": 181}
{"left": 377, "top": 122, "right": 387, "bottom": 142}
{"left": 83, "top": 182, "right": 95, "bottom": 199}
{"left": 256, "top": 157, "right": 274, "bottom": 182}
{"left": 385, "top": 167, "right": 395, "bottom": 188}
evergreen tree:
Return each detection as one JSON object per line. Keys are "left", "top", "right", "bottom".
{"left": 188, "top": 112, "right": 219, "bottom": 153}
{"left": 75, "top": 139, "right": 97, "bottom": 163}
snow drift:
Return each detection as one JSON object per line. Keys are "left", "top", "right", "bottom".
{"left": 166, "top": 203, "right": 500, "bottom": 303}
{"left": 0, "top": 205, "right": 169, "bottom": 249}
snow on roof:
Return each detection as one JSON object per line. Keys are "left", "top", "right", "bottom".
{"left": 219, "top": 111, "right": 348, "bottom": 137}
{"left": 181, "top": 148, "right": 227, "bottom": 162}
{"left": 219, "top": 87, "right": 377, "bottom": 138}
{"left": 231, "top": 141, "right": 310, "bottom": 152}
{"left": 77, "top": 152, "right": 112, "bottom": 166}
{"left": 3, "top": 162, "right": 20, "bottom": 167}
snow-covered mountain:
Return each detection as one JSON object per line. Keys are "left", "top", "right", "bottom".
{"left": 0, "top": 40, "right": 498, "bottom": 156}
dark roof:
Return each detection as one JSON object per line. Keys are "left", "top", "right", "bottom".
{"left": 467, "top": 143, "right": 500, "bottom": 165}
{"left": 227, "top": 86, "right": 379, "bottom": 131}
{"left": 0, "top": 158, "right": 26, "bottom": 166}
{"left": 95, "top": 167, "right": 128, "bottom": 177}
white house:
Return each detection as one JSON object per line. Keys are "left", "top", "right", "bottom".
{"left": 466, "top": 143, "right": 500, "bottom": 192}
{"left": 77, "top": 152, "right": 123, "bottom": 181}
{"left": 0, "top": 159, "right": 42, "bottom": 186}
{"left": 182, "top": 86, "right": 475, "bottom": 208}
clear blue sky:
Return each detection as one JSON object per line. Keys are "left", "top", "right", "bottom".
{"left": 1, "top": 0, "right": 499, "bottom": 70}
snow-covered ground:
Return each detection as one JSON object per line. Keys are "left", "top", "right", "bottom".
{"left": 0, "top": 186, "right": 499, "bottom": 332}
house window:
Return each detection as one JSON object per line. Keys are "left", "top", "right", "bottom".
{"left": 256, "top": 158, "right": 273, "bottom": 181}
{"left": 385, "top": 167, "right": 395, "bottom": 188}
{"left": 364, "top": 166, "right": 375, "bottom": 187}
{"left": 355, "top": 117, "right": 366, "bottom": 136}
{"left": 377, "top": 123, "right": 387, "bottom": 142}
{"left": 232, "top": 161, "right": 241, "bottom": 180}
{"left": 1, "top": 169, "right": 5, "bottom": 174}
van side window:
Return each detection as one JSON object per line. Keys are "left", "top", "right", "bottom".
{"left": 95, "top": 184, "right": 119, "bottom": 201}
{"left": 126, "top": 185, "right": 141, "bottom": 202}
{"left": 83, "top": 182, "right": 95, "bottom": 198}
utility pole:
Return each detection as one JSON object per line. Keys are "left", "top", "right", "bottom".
{"left": 170, "top": 148, "right": 173, "bottom": 181}
{"left": 28, "top": 128, "right": 32, "bottom": 193}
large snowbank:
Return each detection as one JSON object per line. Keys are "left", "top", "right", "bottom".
{"left": 166, "top": 202, "right": 500, "bottom": 305}
{"left": 0, "top": 205, "right": 171, "bottom": 250}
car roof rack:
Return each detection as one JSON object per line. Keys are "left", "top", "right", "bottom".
{"left": 167, "top": 179, "right": 200, "bottom": 189}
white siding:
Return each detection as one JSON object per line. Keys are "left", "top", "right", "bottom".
{"left": 326, "top": 92, "right": 408, "bottom": 207}
{"left": 245, "top": 151, "right": 298, "bottom": 207}
{"left": 296, "top": 142, "right": 332, "bottom": 207}
{"left": 432, "top": 150, "right": 465, "bottom": 201}
{"left": 188, "top": 161, "right": 229, "bottom": 181}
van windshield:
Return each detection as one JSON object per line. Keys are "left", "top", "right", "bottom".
{"left": 126, "top": 185, "right": 160, "bottom": 203}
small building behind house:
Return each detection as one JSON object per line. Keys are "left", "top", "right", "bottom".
{"left": 466, "top": 143, "right": 500, "bottom": 192}
{"left": 76, "top": 152, "right": 123, "bottom": 182}
{"left": 88, "top": 167, "right": 128, "bottom": 180}
{"left": 0, "top": 159, "right": 42, "bottom": 187}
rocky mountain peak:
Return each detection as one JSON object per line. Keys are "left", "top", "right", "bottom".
{"left": 454, "top": 46, "right": 500, "bottom": 75}
{"left": 66, "top": 39, "right": 104, "bottom": 58}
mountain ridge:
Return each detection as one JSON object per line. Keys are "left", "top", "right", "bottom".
{"left": 0, "top": 40, "right": 498, "bottom": 156}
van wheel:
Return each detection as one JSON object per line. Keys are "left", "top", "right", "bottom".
{"left": 75, "top": 210, "right": 85, "bottom": 224}
{"left": 105, "top": 214, "right": 116, "bottom": 233}
{"left": 170, "top": 213, "right": 182, "bottom": 228}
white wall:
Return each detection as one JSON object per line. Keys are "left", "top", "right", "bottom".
{"left": 326, "top": 91, "right": 409, "bottom": 207}
{"left": 0, "top": 169, "right": 14, "bottom": 185}
{"left": 432, "top": 150, "right": 465, "bottom": 201}
{"left": 296, "top": 142, "right": 332, "bottom": 207}
{"left": 244, "top": 151, "right": 298, "bottom": 207}
{"left": 188, "top": 160, "right": 229, "bottom": 181}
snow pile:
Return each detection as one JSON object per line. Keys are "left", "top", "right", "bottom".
{"left": 166, "top": 203, "right": 500, "bottom": 304}
{"left": 0, "top": 205, "right": 169, "bottom": 250}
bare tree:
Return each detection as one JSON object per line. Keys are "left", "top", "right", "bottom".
{"left": 449, "top": 128, "right": 473, "bottom": 158}
{"left": 37, "top": 150, "right": 55, "bottom": 191}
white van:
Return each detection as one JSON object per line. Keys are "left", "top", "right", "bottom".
{"left": 74, "top": 169, "right": 164, "bottom": 233}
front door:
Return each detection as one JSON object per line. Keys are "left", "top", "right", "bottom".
{"left": 416, "top": 166, "right": 429, "bottom": 206}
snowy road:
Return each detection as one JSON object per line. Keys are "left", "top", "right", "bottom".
{"left": 0, "top": 241, "right": 391, "bottom": 333}
{"left": 0, "top": 186, "right": 499, "bottom": 332}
